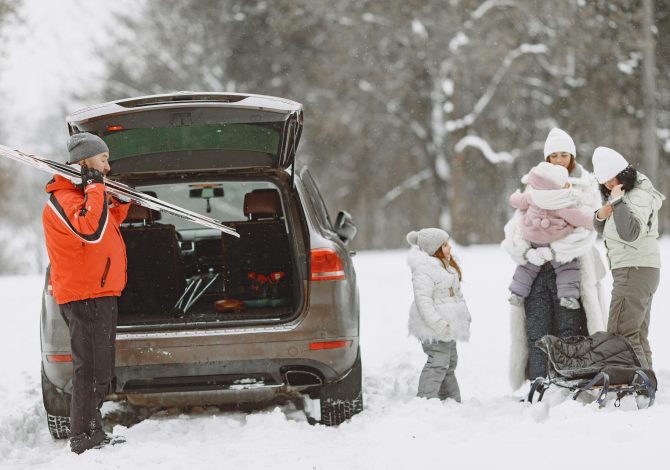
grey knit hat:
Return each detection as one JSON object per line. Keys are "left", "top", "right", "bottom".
{"left": 406, "top": 228, "right": 449, "bottom": 255}
{"left": 66, "top": 132, "right": 109, "bottom": 164}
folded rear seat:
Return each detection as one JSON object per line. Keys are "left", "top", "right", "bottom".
{"left": 119, "top": 203, "right": 185, "bottom": 315}
{"left": 222, "top": 189, "right": 293, "bottom": 303}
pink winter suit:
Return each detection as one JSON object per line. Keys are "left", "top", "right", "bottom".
{"left": 509, "top": 172, "right": 594, "bottom": 244}
{"left": 508, "top": 162, "right": 594, "bottom": 302}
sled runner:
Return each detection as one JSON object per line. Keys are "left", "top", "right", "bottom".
{"left": 526, "top": 331, "right": 657, "bottom": 409}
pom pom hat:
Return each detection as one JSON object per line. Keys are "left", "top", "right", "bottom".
{"left": 406, "top": 228, "right": 449, "bottom": 255}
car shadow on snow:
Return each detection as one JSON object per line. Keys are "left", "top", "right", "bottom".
{"left": 101, "top": 396, "right": 315, "bottom": 431}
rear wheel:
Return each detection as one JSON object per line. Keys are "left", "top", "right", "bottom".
{"left": 41, "top": 365, "right": 71, "bottom": 439}
{"left": 319, "top": 350, "right": 363, "bottom": 426}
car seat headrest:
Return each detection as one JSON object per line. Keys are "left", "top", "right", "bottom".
{"left": 243, "top": 189, "right": 282, "bottom": 220}
{"left": 122, "top": 191, "right": 161, "bottom": 224}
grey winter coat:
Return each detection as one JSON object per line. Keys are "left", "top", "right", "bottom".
{"left": 594, "top": 173, "right": 665, "bottom": 270}
{"left": 407, "top": 247, "right": 471, "bottom": 343}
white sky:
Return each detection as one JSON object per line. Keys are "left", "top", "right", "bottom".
{"left": 1, "top": 0, "right": 127, "bottom": 149}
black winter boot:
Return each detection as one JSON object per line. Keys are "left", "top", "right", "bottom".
{"left": 70, "top": 433, "right": 97, "bottom": 455}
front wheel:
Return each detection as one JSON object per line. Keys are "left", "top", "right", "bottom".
{"left": 319, "top": 349, "right": 363, "bottom": 426}
{"left": 41, "top": 365, "right": 71, "bottom": 439}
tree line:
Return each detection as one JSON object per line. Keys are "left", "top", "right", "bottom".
{"left": 1, "top": 0, "right": 669, "bottom": 273}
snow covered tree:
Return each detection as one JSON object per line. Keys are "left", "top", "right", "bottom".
{"left": 0, "top": 0, "right": 20, "bottom": 273}
{"left": 95, "top": 0, "right": 668, "bottom": 248}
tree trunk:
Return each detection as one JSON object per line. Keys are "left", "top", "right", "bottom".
{"left": 641, "top": 0, "right": 658, "bottom": 177}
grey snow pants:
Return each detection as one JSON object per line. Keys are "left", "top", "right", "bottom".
{"left": 525, "top": 263, "right": 586, "bottom": 380}
{"left": 607, "top": 267, "right": 660, "bottom": 370}
{"left": 417, "top": 340, "right": 461, "bottom": 402}
{"left": 511, "top": 258, "right": 581, "bottom": 300}
{"left": 60, "top": 296, "right": 118, "bottom": 438}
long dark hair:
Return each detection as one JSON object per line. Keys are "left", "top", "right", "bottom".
{"left": 599, "top": 165, "right": 637, "bottom": 202}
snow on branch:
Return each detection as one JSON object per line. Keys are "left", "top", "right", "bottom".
{"left": 472, "top": 0, "right": 519, "bottom": 20}
{"left": 381, "top": 169, "right": 433, "bottom": 207}
{"left": 454, "top": 135, "right": 515, "bottom": 164}
{"left": 445, "top": 43, "right": 547, "bottom": 132}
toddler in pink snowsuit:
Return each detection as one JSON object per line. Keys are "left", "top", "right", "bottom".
{"left": 508, "top": 161, "right": 594, "bottom": 309}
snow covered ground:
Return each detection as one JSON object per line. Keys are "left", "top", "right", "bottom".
{"left": 1, "top": 241, "right": 669, "bottom": 469}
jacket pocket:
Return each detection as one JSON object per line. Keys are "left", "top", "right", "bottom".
{"left": 101, "top": 257, "right": 111, "bottom": 287}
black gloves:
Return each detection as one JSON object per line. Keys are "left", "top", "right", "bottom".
{"left": 81, "top": 166, "right": 104, "bottom": 186}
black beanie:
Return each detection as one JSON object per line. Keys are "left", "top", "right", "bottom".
{"left": 66, "top": 133, "right": 109, "bottom": 164}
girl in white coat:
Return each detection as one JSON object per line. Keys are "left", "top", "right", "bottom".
{"left": 407, "top": 228, "right": 471, "bottom": 401}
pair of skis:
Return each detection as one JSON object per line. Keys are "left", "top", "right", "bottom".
{"left": 0, "top": 145, "right": 239, "bottom": 237}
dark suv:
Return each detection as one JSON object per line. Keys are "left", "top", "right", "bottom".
{"left": 40, "top": 92, "right": 361, "bottom": 438}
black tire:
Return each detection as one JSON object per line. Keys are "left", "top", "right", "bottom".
{"left": 319, "top": 350, "right": 363, "bottom": 426}
{"left": 41, "top": 365, "right": 71, "bottom": 439}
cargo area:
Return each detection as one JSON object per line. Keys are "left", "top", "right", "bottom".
{"left": 116, "top": 179, "right": 300, "bottom": 330}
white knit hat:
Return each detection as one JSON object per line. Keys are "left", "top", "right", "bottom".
{"left": 406, "top": 228, "right": 449, "bottom": 255}
{"left": 592, "top": 146, "right": 629, "bottom": 184}
{"left": 531, "top": 161, "right": 569, "bottom": 188}
{"left": 543, "top": 128, "right": 576, "bottom": 159}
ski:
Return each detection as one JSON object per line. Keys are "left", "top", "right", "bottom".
{"left": 0, "top": 144, "right": 239, "bottom": 237}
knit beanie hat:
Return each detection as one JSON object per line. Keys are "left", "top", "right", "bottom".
{"left": 66, "top": 132, "right": 109, "bottom": 164}
{"left": 591, "top": 146, "right": 629, "bottom": 184}
{"left": 406, "top": 228, "right": 449, "bottom": 255}
{"left": 529, "top": 161, "right": 569, "bottom": 189}
{"left": 543, "top": 128, "right": 576, "bottom": 159}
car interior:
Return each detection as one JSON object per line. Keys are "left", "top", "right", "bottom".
{"left": 116, "top": 181, "right": 298, "bottom": 329}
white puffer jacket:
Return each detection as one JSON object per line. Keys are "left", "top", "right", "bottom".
{"left": 407, "top": 247, "right": 471, "bottom": 343}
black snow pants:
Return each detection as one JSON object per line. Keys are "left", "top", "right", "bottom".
{"left": 60, "top": 296, "right": 118, "bottom": 437}
{"left": 524, "top": 263, "right": 586, "bottom": 380}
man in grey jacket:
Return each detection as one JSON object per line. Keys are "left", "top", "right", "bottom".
{"left": 592, "top": 146, "right": 665, "bottom": 371}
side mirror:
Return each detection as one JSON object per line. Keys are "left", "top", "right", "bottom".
{"left": 334, "top": 210, "right": 357, "bottom": 244}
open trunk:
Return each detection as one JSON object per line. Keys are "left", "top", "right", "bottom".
{"left": 116, "top": 178, "right": 301, "bottom": 331}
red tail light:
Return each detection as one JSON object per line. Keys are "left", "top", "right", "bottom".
{"left": 310, "top": 248, "right": 346, "bottom": 281}
{"left": 106, "top": 125, "right": 125, "bottom": 132}
{"left": 309, "top": 340, "right": 352, "bottom": 350}
{"left": 47, "top": 354, "right": 73, "bottom": 363}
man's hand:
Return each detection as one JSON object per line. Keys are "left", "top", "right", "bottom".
{"left": 81, "top": 166, "right": 104, "bottom": 186}
{"left": 610, "top": 184, "right": 625, "bottom": 199}
{"left": 597, "top": 204, "right": 613, "bottom": 220}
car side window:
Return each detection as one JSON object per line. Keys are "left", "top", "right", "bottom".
{"left": 300, "top": 168, "right": 334, "bottom": 231}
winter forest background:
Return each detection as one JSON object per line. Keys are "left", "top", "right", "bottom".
{"left": 0, "top": 0, "right": 669, "bottom": 275}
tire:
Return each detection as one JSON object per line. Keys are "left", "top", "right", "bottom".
{"left": 41, "top": 365, "right": 71, "bottom": 439}
{"left": 319, "top": 350, "right": 363, "bottom": 426}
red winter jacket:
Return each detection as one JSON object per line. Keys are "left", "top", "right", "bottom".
{"left": 42, "top": 175, "right": 130, "bottom": 304}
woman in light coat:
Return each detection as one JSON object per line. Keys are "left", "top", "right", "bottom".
{"left": 502, "top": 128, "right": 607, "bottom": 390}
{"left": 407, "top": 228, "right": 471, "bottom": 401}
{"left": 592, "top": 146, "right": 664, "bottom": 371}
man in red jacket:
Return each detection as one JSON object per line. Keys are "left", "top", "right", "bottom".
{"left": 42, "top": 132, "right": 130, "bottom": 454}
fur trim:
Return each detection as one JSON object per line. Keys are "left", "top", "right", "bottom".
{"left": 550, "top": 228, "right": 597, "bottom": 263}
{"left": 500, "top": 210, "right": 530, "bottom": 265}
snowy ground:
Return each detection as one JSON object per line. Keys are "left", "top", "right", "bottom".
{"left": 1, "top": 241, "right": 669, "bottom": 469}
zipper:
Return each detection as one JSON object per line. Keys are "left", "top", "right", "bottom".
{"left": 101, "top": 257, "right": 111, "bottom": 287}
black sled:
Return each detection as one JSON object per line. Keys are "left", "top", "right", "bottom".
{"left": 526, "top": 331, "right": 657, "bottom": 409}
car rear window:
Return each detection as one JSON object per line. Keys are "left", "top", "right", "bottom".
{"left": 105, "top": 123, "right": 281, "bottom": 161}
{"left": 133, "top": 180, "right": 280, "bottom": 230}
